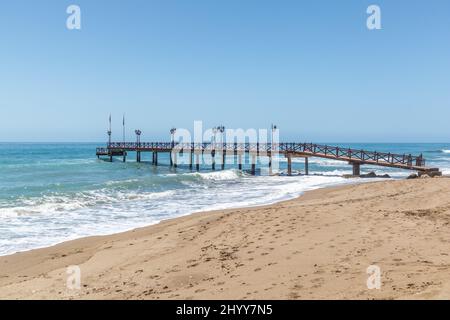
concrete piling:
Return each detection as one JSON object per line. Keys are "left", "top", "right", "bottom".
{"left": 287, "top": 155, "right": 292, "bottom": 176}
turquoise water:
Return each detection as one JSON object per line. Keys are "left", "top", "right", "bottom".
{"left": 0, "top": 142, "right": 449, "bottom": 255}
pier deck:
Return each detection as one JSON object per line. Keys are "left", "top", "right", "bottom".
{"left": 96, "top": 142, "right": 440, "bottom": 176}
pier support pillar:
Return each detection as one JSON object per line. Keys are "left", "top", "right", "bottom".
{"left": 109, "top": 154, "right": 113, "bottom": 162}
{"left": 251, "top": 155, "right": 256, "bottom": 175}
{"left": 305, "top": 157, "right": 309, "bottom": 175}
{"left": 173, "top": 152, "right": 177, "bottom": 168}
{"left": 269, "top": 156, "right": 272, "bottom": 175}
{"left": 222, "top": 151, "right": 226, "bottom": 170}
{"left": 154, "top": 152, "right": 158, "bottom": 165}
{"left": 352, "top": 162, "right": 361, "bottom": 176}
{"left": 137, "top": 151, "right": 141, "bottom": 163}
{"left": 287, "top": 155, "right": 292, "bottom": 176}
{"left": 170, "top": 151, "right": 173, "bottom": 167}
{"left": 212, "top": 150, "right": 216, "bottom": 170}
{"left": 123, "top": 152, "right": 126, "bottom": 163}
{"left": 196, "top": 153, "right": 200, "bottom": 171}
{"left": 238, "top": 154, "right": 243, "bottom": 170}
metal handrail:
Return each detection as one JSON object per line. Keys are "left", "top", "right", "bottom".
{"left": 103, "top": 142, "right": 426, "bottom": 167}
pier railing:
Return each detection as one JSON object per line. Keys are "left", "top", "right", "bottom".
{"left": 103, "top": 142, "right": 426, "bottom": 168}
{"left": 96, "top": 147, "right": 109, "bottom": 154}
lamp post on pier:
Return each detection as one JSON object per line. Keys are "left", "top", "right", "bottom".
{"left": 170, "top": 128, "right": 177, "bottom": 147}
{"left": 218, "top": 125, "right": 225, "bottom": 169}
{"left": 211, "top": 127, "right": 219, "bottom": 170}
{"left": 212, "top": 127, "right": 218, "bottom": 145}
{"left": 271, "top": 124, "right": 277, "bottom": 144}
{"left": 135, "top": 130, "right": 142, "bottom": 146}
{"left": 218, "top": 125, "right": 225, "bottom": 144}
{"left": 270, "top": 124, "right": 278, "bottom": 175}
{"left": 135, "top": 129, "right": 142, "bottom": 162}
{"left": 107, "top": 114, "right": 112, "bottom": 147}
{"left": 170, "top": 128, "right": 177, "bottom": 166}
{"left": 122, "top": 114, "right": 126, "bottom": 148}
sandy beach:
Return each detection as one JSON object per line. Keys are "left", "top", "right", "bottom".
{"left": 1, "top": 178, "right": 450, "bottom": 300}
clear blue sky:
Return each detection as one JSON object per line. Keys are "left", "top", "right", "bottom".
{"left": 0, "top": 0, "right": 449, "bottom": 142}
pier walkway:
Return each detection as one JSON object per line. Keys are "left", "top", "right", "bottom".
{"left": 96, "top": 142, "right": 440, "bottom": 176}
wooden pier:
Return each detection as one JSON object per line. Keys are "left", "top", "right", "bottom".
{"left": 96, "top": 142, "right": 440, "bottom": 176}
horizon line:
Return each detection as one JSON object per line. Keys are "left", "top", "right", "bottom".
{"left": 0, "top": 141, "right": 449, "bottom": 145}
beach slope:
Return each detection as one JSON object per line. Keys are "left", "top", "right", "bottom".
{"left": 1, "top": 178, "right": 450, "bottom": 299}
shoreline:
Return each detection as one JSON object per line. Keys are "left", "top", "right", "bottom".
{"left": 0, "top": 173, "right": 371, "bottom": 258}
{"left": 1, "top": 179, "right": 354, "bottom": 257}
{"left": 1, "top": 178, "right": 450, "bottom": 299}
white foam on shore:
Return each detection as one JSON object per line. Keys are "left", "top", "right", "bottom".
{"left": 186, "top": 169, "right": 244, "bottom": 181}
{"left": 0, "top": 172, "right": 364, "bottom": 256}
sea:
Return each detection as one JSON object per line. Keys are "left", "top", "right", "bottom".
{"left": 0, "top": 142, "right": 449, "bottom": 256}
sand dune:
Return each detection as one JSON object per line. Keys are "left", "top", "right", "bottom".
{"left": 1, "top": 178, "right": 450, "bottom": 299}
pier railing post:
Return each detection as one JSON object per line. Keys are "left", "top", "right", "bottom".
{"left": 416, "top": 154, "right": 423, "bottom": 166}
